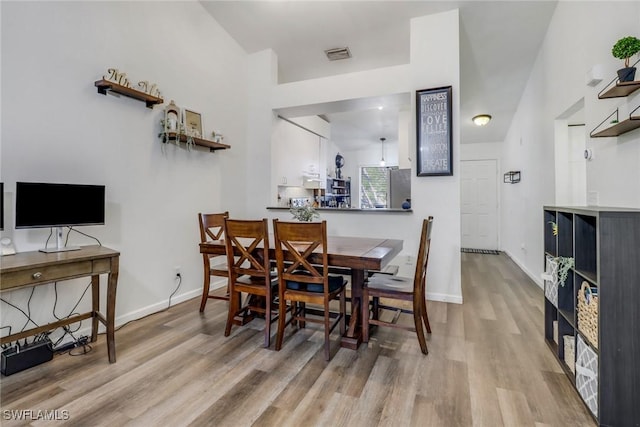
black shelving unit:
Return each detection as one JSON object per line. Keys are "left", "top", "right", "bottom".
{"left": 543, "top": 206, "right": 640, "bottom": 425}
{"left": 325, "top": 178, "right": 351, "bottom": 208}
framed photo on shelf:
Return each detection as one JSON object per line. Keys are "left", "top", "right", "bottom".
{"left": 416, "top": 86, "right": 453, "bottom": 176}
{"left": 183, "top": 109, "right": 203, "bottom": 138}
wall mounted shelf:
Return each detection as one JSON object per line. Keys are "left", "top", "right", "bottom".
{"left": 591, "top": 116, "right": 640, "bottom": 138}
{"left": 162, "top": 132, "right": 230, "bottom": 152}
{"left": 95, "top": 79, "right": 163, "bottom": 109}
{"left": 598, "top": 80, "right": 640, "bottom": 99}
{"left": 590, "top": 106, "right": 640, "bottom": 138}
{"left": 503, "top": 171, "right": 521, "bottom": 184}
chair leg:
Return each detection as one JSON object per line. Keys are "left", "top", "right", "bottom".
{"left": 372, "top": 296, "right": 380, "bottom": 320}
{"left": 299, "top": 302, "right": 306, "bottom": 329}
{"left": 264, "top": 293, "right": 271, "bottom": 348}
{"left": 421, "top": 297, "right": 432, "bottom": 334}
{"left": 339, "top": 290, "right": 346, "bottom": 336}
{"left": 362, "top": 288, "right": 370, "bottom": 343}
{"left": 413, "top": 299, "right": 428, "bottom": 355}
{"left": 290, "top": 302, "right": 298, "bottom": 328}
{"left": 225, "top": 291, "right": 239, "bottom": 337}
{"left": 199, "top": 274, "right": 211, "bottom": 312}
{"left": 324, "top": 303, "right": 331, "bottom": 361}
{"left": 275, "top": 296, "right": 287, "bottom": 351}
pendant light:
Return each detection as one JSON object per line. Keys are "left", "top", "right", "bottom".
{"left": 379, "top": 137, "right": 386, "bottom": 166}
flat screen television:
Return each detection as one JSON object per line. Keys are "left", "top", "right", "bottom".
{"left": 0, "top": 182, "right": 4, "bottom": 231}
{"left": 15, "top": 182, "right": 105, "bottom": 252}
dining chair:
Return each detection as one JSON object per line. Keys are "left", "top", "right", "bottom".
{"left": 362, "top": 216, "right": 433, "bottom": 354}
{"left": 272, "top": 219, "right": 347, "bottom": 361}
{"left": 223, "top": 218, "right": 278, "bottom": 348}
{"left": 198, "top": 212, "right": 230, "bottom": 312}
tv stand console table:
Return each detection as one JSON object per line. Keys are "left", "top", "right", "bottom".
{"left": 0, "top": 245, "right": 120, "bottom": 363}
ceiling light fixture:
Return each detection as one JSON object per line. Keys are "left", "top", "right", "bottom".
{"left": 379, "top": 137, "right": 386, "bottom": 167}
{"left": 472, "top": 114, "right": 492, "bottom": 126}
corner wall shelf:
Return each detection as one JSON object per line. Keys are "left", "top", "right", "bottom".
{"left": 95, "top": 79, "right": 164, "bottom": 109}
{"left": 162, "top": 132, "right": 230, "bottom": 152}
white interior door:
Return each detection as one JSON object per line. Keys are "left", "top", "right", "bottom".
{"left": 461, "top": 159, "right": 498, "bottom": 250}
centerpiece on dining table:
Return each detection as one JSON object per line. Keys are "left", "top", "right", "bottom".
{"left": 290, "top": 205, "right": 319, "bottom": 222}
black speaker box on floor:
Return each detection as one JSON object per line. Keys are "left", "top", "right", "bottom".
{"left": 1, "top": 339, "right": 53, "bottom": 376}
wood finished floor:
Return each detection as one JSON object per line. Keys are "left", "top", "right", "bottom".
{"left": 0, "top": 253, "right": 595, "bottom": 426}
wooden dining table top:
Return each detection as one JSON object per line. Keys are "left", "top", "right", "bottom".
{"left": 199, "top": 235, "right": 403, "bottom": 272}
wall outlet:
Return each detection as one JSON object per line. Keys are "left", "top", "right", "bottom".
{"left": 174, "top": 266, "right": 181, "bottom": 278}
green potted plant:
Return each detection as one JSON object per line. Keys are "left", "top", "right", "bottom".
{"left": 290, "top": 205, "right": 319, "bottom": 222}
{"left": 612, "top": 36, "right": 640, "bottom": 82}
{"left": 556, "top": 256, "right": 574, "bottom": 287}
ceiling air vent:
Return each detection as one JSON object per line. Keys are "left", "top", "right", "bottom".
{"left": 325, "top": 47, "right": 351, "bottom": 61}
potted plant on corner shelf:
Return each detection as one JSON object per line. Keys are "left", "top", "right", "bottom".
{"left": 612, "top": 36, "right": 640, "bottom": 82}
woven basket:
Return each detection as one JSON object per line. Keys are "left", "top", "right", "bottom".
{"left": 577, "top": 281, "right": 598, "bottom": 348}
{"left": 564, "top": 335, "right": 575, "bottom": 374}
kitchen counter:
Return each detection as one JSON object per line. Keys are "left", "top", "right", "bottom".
{"left": 266, "top": 206, "right": 412, "bottom": 213}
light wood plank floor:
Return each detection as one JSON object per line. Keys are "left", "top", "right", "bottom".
{"left": 1, "top": 253, "right": 595, "bottom": 426}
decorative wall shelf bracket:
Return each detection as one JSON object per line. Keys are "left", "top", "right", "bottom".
{"left": 95, "top": 79, "right": 164, "bottom": 109}
{"left": 162, "top": 132, "right": 230, "bottom": 152}
{"left": 590, "top": 106, "right": 640, "bottom": 138}
{"left": 503, "top": 171, "right": 521, "bottom": 184}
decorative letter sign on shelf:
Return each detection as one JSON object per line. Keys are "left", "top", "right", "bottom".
{"left": 94, "top": 68, "right": 163, "bottom": 109}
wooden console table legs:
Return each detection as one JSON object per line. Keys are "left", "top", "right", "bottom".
{"left": 106, "top": 257, "right": 119, "bottom": 363}
{"left": 89, "top": 261, "right": 119, "bottom": 363}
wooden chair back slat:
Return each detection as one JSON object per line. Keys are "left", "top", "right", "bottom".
{"left": 223, "top": 217, "right": 277, "bottom": 348}
{"left": 224, "top": 218, "right": 270, "bottom": 281}
{"left": 272, "top": 219, "right": 346, "bottom": 360}
{"left": 198, "top": 211, "right": 230, "bottom": 311}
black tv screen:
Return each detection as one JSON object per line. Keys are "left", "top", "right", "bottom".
{"left": 15, "top": 182, "right": 105, "bottom": 229}
{"left": 0, "top": 182, "right": 4, "bottom": 230}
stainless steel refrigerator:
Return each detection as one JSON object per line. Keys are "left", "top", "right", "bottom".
{"left": 389, "top": 168, "right": 411, "bottom": 209}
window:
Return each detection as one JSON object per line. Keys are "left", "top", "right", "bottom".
{"left": 360, "top": 166, "right": 395, "bottom": 208}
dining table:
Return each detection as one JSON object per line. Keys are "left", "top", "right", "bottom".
{"left": 199, "top": 235, "right": 403, "bottom": 349}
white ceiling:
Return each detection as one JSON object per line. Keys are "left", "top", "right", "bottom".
{"left": 201, "top": 1, "right": 557, "bottom": 147}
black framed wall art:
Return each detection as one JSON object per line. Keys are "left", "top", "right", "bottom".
{"left": 416, "top": 86, "right": 453, "bottom": 176}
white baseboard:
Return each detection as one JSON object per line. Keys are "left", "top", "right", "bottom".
{"left": 503, "top": 250, "right": 544, "bottom": 289}
{"left": 427, "top": 292, "right": 463, "bottom": 304}
{"left": 113, "top": 288, "right": 202, "bottom": 329}
{"left": 71, "top": 280, "right": 228, "bottom": 339}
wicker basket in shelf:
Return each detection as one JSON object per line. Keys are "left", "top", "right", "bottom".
{"left": 577, "top": 281, "right": 598, "bottom": 348}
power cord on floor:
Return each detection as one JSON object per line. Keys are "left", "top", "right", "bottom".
{"left": 167, "top": 273, "right": 182, "bottom": 310}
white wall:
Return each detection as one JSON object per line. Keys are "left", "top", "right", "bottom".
{"left": 461, "top": 142, "right": 502, "bottom": 161}
{"left": 251, "top": 10, "right": 462, "bottom": 303}
{"left": 0, "top": 2, "right": 248, "bottom": 337}
{"left": 500, "top": 1, "right": 640, "bottom": 286}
